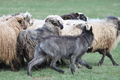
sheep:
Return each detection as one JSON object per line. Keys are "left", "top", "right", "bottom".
{"left": 27, "top": 12, "right": 87, "bottom": 30}
{"left": 61, "top": 16, "right": 120, "bottom": 66}
{"left": 17, "top": 15, "right": 64, "bottom": 67}
{"left": 60, "top": 12, "right": 87, "bottom": 21}
{"left": 61, "top": 20, "right": 87, "bottom": 36}
{"left": 0, "top": 14, "right": 31, "bottom": 71}
{"left": 27, "top": 19, "right": 45, "bottom": 30}
{"left": 0, "top": 15, "right": 13, "bottom": 21}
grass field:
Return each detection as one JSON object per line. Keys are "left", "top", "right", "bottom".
{"left": 0, "top": 0, "right": 120, "bottom": 80}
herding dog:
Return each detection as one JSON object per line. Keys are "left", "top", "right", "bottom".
{"left": 27, "top": 26, "right": 94, "bottom": 76}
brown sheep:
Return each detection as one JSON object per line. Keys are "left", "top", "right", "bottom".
{"left": 0, "top": 15, "right": 30, "bottom": 71}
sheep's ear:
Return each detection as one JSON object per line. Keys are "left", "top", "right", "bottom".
{"left": 118, "top": 19, "right": 120, "bottom": 30}
{"left": 15, "top": 17, "right": 22, "bottom": 24}
{"left": 75, "top": 13, "right": 79, "bottom": 16}
{"left": 14, "top": 12, "right": 21, "bottom": 16}
{"left": 76, "top": 24, "right": 82, "bottom": 29}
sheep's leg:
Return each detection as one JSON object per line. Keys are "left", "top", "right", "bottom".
{"left": 27, "top": 53, "right": 46, "bottom": 76}
{"left": 106, "top": 52, "right": 119, "bottom": 66}
{"left": 10, "top": 61, "right": 16, "bottom": 71}
{"left": 0, "top": 62, "right": 6, "bottom": 69}
{"left": 12, "top": 59, "right": 20, "bottom": 71}
{"left": 70, "top": 55, "right": 77, "bottom": 74}
{"left": 50, "top": 57, "right": 64, "bottom": 73}
{"left": 97, "top": 54, "right": 106, "bottom": 66}
{"left": 61, "top": 58, "right": 67, "bottom": 65}
{"left": 78, "top": 58, "right": 92, "bottom": 69}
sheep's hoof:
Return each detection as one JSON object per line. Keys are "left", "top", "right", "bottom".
{"left": 113, "top": 64, "right": 119, "bottom": 66}
{"left": 97, "top": 63, "right": 102, "bottom": 66}
{"left": 11, "top": 68, "right": 18, "bottom": 72}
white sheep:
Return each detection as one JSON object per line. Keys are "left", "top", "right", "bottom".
{"left": 61, "top": 16, "right": 120, "bottom": 66}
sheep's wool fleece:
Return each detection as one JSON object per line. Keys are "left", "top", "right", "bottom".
{"left": 87, "top": 19, "right": 120, "bottom": 52}
{"left": 61, "top": 19, "right": 120, "bottom": 52}
{"left": 0, "top": 17, "right": 23, "bottom": 62}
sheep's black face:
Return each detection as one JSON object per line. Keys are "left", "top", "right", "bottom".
{"left": 118, "top": 20, "right": 120, "bottom": 30}
{"left": 78, "top": 14, "right": 87, "bottom": 21}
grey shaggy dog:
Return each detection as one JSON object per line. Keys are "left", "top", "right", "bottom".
{"left": 17, "top": 17, "right": 63, "bottom": 67}
{"left": 27, "top": 26, "right": 94, "bottom": 76}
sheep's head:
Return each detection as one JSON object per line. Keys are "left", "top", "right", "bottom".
{"left": 76, "top": 12, "right": 87, "bottom": 21}
{"left": 118, "top": 17, "right": 120, "bottom": 30}
{"left": 61, "top": 12, "right": 87, "bottom": 21}
{"left": 15, "top": 17, "right": 27, "bottom": 29}
{"left": 45, "top": 15, "right": 64, "bottom": 29}
{"left": 14, "top": 12, "right": 32, "bottom": 29}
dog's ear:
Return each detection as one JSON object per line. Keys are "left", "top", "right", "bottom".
{"left": 83, "top": 25, "right": 87, "bottom": 31}
{"left": 45, "top": 18, "right": 51, "bottom": 22}
{"left": 45, "top": 18, "right": 57, "bottom": 25}
{"left": 50, "top": 19, "right": 63, "bottom": 29}
{"left": 50, "top": 19, "right": 58, "bottom": 26}
{"left": 90, "top": 26, "right": 93, "bottom": 32}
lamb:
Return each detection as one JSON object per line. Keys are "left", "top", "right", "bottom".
{"left": 0, "top": 14, "right": 31, "bottom": 71}
{"left": 27, "top": 25, "right": 94, "bottom": 76}
{"left": 61, "top": 16, "right": 120, "bottom": 66}
{"left": 17, "top": 15, "right": 64, "bottom": 67}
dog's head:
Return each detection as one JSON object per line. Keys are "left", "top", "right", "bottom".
{"left": 82, "top": 26, "right": 93, "bottom": 36}
{"left": 45, "top": 15, "right": 64, "bottom": 29}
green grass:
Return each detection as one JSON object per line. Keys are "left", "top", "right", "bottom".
{"left": 0, "top": 0, "right": 120, "bottom": 80}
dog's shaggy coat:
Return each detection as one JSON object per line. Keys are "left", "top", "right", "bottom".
{"left": 27, "top": 26, "right": 94, "bottom": 76}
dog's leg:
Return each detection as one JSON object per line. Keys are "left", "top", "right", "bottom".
{"left": 78, "top": 58, "right": 92, "bottom": 69}
{"left": 106, "top": 52, "right": 119, "bottom": 66}
{"left": 27, "top": 53, "right": 46, "bottom": 76}
{"left": 50, "top": 56, "right": 64, "bottom": 73}
{"left": 70, "top": 55, "right": 77, "bottom": 74}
